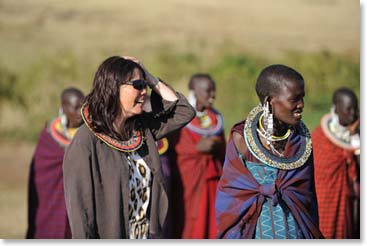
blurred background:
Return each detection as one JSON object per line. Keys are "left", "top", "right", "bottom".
{"left": 0, "top": 0, "right": 359, "bottom": 238}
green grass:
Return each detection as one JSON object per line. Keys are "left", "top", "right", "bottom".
{"left": 0, "top": 0, "right": 360, "bottom": 239}
{"left": 0, "top": 0, "right": 359, "bottom": 142}
{"left": 0, "top": 49, "right": 359, "bottom": 141}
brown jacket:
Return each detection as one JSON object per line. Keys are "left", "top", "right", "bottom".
{"left": 63, "top": 92, "right": 195, "bottom": 239}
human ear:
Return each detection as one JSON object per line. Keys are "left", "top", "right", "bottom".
{"left": 263, "top": 96, "right": 270, "bottom": 106}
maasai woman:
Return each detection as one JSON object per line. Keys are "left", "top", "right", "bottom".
{"left": 26, "top": 87, "right": 84, "bottom": 239}
{"left": 216, "top": 64, "right": 323, "bottom": 239}
{"left": 63, "top": 56, "right": 195, "bottom": 239}
{"left": 169, "top": 74, "right": 226, "bottom": 239}
{"left": 312, "top": 87, "right": 360, "bottom": 238}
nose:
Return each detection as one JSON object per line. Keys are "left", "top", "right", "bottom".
{"left": 140, "top": 87, "right": 147, "bottom": 95}
{"left": 297, "top": 98, "right": 304, "bottom": 109}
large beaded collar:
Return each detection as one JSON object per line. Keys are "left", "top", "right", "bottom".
{"left": 320, "top": 113, "right": 359, "bottom": 151}
{"left": 81, "top": 104, "right": 144, "bottom": 152}
{"left": 185, "top": 108, "right": 224, "bottom": 136}
{"left": 243, "top": 104, "right": 312, "bottom": 170}
{"left": 48, "top": 116, "right": 72, "bottom": 148}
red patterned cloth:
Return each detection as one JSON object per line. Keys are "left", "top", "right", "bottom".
{"left": 169, "top": 108, "right": 226, "bottom": 239}
{"left": 312, "top": 126, "right": 358, "bottom": 238}
{"left": 26, "top": 124, "right": 71, "bottom": 239}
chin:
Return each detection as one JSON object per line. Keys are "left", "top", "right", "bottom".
{"left": 133, "top": 107, "right": 143, "bottom": 115}
{"left": 70, "top": 120, "right": 83, "bottom": 128}
{"left": 291, "top": 119, "right": 302, "bottom": 126}
{"left": 75, "top": 121, "right": 83, "bottom": 127}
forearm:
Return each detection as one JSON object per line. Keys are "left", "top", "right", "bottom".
{"left": 149, "top": 78, "right": 178, "bottom": 102}
{"left": 147, "top": 92, "right": 195, "bottom": 140}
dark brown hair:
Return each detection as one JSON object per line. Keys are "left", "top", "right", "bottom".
{"left": 85, "top": 56, "right": 146, "bottom": 140}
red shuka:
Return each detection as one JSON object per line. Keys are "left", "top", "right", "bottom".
{"left": 26, "top": 124, "right": 71, "bottom": 239}
{"left": 312, "top": 126, "right": 358, "bottom": 239}
{"left": 169, "top": 109, "right": 225, "bottom": 239}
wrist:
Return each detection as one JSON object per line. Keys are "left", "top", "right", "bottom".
{"left": 148, "top": 77, "right": 159, "bottom": 89}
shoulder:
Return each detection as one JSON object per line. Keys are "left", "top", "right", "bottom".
{"left": 311, "top": 125, "right": 325, "bottom": 140}
{"left": 210, "top": 107, "right": 223, "bottom": 116}
{"left": 66, "top": 124, "right": 96, "bottom": 153}
{"left": 230, "top": 120, "right": 248, "bottom": 156}
{"left": 38, "top": 125, "right": 52, "bottom": 142}
{"left": 231, "top": 120, "right": 246, "bottom": 136}
{"left": 311, "top": 125, "right": 322, "bottom": 134}
{"left": 74, "top": 124, "right": 96, "bottom": 142}
{"left": 63, "top": 125, "right": 95, "bottom": 170}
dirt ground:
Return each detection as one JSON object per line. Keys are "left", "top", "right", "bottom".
{"left": 0, "top": 141, "right": 35, "bottom": 239}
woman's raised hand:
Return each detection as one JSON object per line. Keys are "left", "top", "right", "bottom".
{"left": 122, "top": 56, "right": 158, "bottom": 88}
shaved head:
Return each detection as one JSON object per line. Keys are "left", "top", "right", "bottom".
{"left": 61, "top": 87, "right": 84, "bottom": 105}
{"left": 255, "top": 64, "right": 304, "bottom": 104}
{"left": 188, "top": 73, "right": 216, "bottom": 111}
{"left": 189, "top": 74, "right": 215, "bottom": 91}
{"left": 332, "top": 87, "right": 358, "bottom": 107}
{"left": 61, "top": 87, "right": 85, "bottom": 128}
{"left": 332, "top": 87, "right": 359, "bottom": 126}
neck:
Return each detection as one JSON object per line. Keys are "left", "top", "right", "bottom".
{"left": 196, "top": 104, "right": 205, "bottom": 112}
{"left": 260, "top": 116, "right": 289, "bottom": 137}
{"left": 114, "top": 114, "right": 126, "bottom": 134}
{"left": 273, "top": 119, "right": 290, "bottom": 137}
{"left": 67, "top": 122, "right": 79, "bottom": 129}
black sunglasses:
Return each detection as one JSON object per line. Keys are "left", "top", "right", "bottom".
{"left": 125, "top": 79, "right": 148, "bottom": 90}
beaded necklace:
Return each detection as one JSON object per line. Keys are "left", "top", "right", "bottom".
{"left": 256, "top": 113, "right": 291, "bottom": 157}
{"left": 243, "top": 104, "right": 312, "bottom": 170}
{"left": 81, "top": 104, "right": 144, "bottom": 152}
{"left": 185, "top": 108, "right": 224, "bottom": 136}
{"left": 257, "top": 113, "right": 291, "bottom": 141}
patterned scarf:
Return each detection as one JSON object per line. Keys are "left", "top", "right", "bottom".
{"left": 215, "top": 120, "right": 323, "bottom": 239}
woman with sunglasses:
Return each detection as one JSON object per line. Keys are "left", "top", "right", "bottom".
{"left": 215, "top": 64, "right": 323, "bottom": 239}
{"left": 63, "top": 56, "right": 195, "bottom": 239}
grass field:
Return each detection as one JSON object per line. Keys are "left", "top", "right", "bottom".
{"left": 0, "top": 0, "right": 360, "bottom": 239}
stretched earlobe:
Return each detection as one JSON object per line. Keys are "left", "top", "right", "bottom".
{"left": 263, "top": 97, "right": 273, "bottom": 112}
{"left": 187, "top": 90, "right": 197, "bottom": 108}
{"left": 262, "top": 100, "right": 273, "bottom": 145}
{"left": 59, "top": 107, "right": 68, "bottom": 127}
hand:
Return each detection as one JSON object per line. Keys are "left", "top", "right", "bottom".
{"left": 196, "top": 136, "right": 220, "bottom": 153}
{"left": 122, "top": 56, "right": 158, "bottom": 88}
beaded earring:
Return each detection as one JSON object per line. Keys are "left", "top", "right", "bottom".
{"left": 59, "top": 107, "right": 68, "bottom": 128}
{"left": 187, "top": 90, "right": 197, "bottom": 109}
{"left": 263, "top": 101, "right": 273, "bottom": 145}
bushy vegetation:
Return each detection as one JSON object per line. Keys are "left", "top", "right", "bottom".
{"left": 0, "top": 0, "right": 359, "bottom": 143}
{"left": 0, "top": 49, "right": 359, "bottom": 142}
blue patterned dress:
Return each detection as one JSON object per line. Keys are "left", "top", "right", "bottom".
{"left": 244, "top": 160, "right": 304, "bottom": 239}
